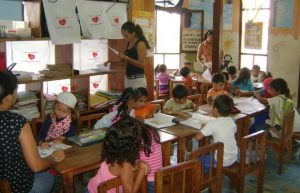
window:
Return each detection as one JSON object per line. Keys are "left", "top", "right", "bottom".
{"left": 240, "top": 0, "right": 270, "bottom": 72}
{"left": 154, "top": 10, "right": 181, "bottom": 70}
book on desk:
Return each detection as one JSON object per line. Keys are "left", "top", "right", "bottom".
{"left": 180, "top": 113, "right": 216, "bottom": 130}
{"left": 144, "top": 113, "right": 178, "bottom": 129}
{"left": 68, "top": 129, "right": 106, "bottom": 147}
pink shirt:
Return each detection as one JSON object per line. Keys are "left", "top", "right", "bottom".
{"left": 139, "top": 139, "right": 163, "bottom": 181}
{"left": 88, "top": 161, "right": 122, "bottom": 193}
{"left": 156, "top": 72, "right": 170, "bottom": 94}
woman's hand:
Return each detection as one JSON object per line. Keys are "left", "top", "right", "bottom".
{"left": 118, "top": 53, "right": 127, "bottom": 61}
{"left": 51, "top": 150, "right": 65, "bottom": 163}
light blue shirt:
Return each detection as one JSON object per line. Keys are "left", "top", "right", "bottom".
{"left": 230, "top": 79, "right": 254, "bottom": 91}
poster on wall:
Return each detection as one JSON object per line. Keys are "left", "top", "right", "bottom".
{"left": 244, "top": 22, "right": 263, "bottom": 49}
{"left": 271, "top": 0, "right": 294, "bottom": 28}
{"left": 223, "top": 0, "right": 233, "bottom": 30}
{"left": 181, "top": 11, "right": 204, "bottom": 52}
{"left": 132, "top": 12, "right": 155, "bottom": 56}
{"left": 187, "top": 0, "right": 213, "bottom": 30}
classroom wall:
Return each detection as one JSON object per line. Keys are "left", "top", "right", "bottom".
{"left": 0, "top": 1, "right": 23, "bottom": 21}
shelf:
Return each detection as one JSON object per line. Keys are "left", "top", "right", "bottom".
{"left": 18, "top": 69, "right": 119, "bottom": 84}
{"left": 0, "top": 37, "right": 51, "bottom": 42}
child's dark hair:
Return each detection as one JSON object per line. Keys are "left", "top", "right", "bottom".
{"left": 115, "top": 87, "right": 142, "bottom": 119}
{"left": 212, "top": 73, "right": 226, "bottom": 83}
{"left": 222, "top": 71, "right": 229, "bottom": 81}
{"left": 252, "top": 65, "right": 260, "bottom": 71}
{"left": 172, "top": 84, "right": 189, "bottom": 99}
{"left": 136, "top": 87, "right": 148, "bottom": 97}
{"left": 227, "top": 66, "right": 237, "bottom": 75}
{"left": 102, "top": 116, "right": 143, "bottom": 165}
{"left": 269, "top": 78, "right": 290, "bottom": 97}
{"left": 180, "top": 67, "right": 190, "bottom": 78}
{"left": 121, "top": 21, "right": 150, "bottom": 49}
{"left": 233, "top": 67, "right": 251, "bottom": 86}
{"left": 213, "top": 95, "right": 233, "bottom": 116}
{"left": 0, "top": 71, "right": 18, "bottom": 102}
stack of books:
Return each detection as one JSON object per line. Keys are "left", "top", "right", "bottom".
{"left": 90, "top": 90, "right": 121, "bottom": 109}
{"left": 11, "top": 91, "right": 40, "bottom": 120}
{"left": 39, "top": 64, "right": 72, "bottom": 78}
{"left": 74, "top": 93, "right": 88, "bottom": 111}
{"left": 44, "top": 93, "right": 56, "bottom": 115}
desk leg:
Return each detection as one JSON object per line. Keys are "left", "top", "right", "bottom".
{"left": 161, "top": 142, "right": 171, "bottom": 166}
{"left": 62, "top": 173, "right": 74, "bottom": 193}
{"left": 178, "top": 138, "right": 186, "bottom": 163}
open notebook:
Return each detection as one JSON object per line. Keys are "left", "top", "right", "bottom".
{"left": 68, "top": 129, "right": 106, "bottom": 147}
{"left": 144, "top": 113, "right": 178, "bottom": 129}
{"left": 180, "top": 113, "right": 216, "bottom": 130}
{"left": 38, "top": 142, "right": 72, "bottom": 158}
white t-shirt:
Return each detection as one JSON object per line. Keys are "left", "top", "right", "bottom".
{"left": 201, "top": 117, "right": 238, "bottom": 167}
{"left": 94, "top": 110, "right": 135, "bottom": 129}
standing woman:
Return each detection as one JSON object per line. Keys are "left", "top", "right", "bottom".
{"left": 197, "top": 30, "right": 213, "bottom": 70}
{"left": 119, "top": 21, "right": 150, "bottom": 88}
{"left": 0, "top": 71, "right": 65, "bottom": 193}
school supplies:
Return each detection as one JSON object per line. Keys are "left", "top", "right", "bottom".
{"left": 108, "top": 46, "right": 119, "bottom": 55}
{"left": 144, "top": 113, "right": 177, "bottom": 129}
{"left": 68, "top": 129, "right": 106, "bottom": 146}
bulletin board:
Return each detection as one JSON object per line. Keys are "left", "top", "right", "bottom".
{"left": 180, "top": 10, "right": 204, "bottom": 52}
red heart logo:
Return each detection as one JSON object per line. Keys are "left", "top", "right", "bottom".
{"left": 59, "top": 19, "right": 66, "bottom": 26}
{"left": 93, "top": 83, "right": 99, "bottom": 88}
{"left": 28, "top": 53, "right": 35, "bottom": 60}
{"left": 92, "top": 52, "right": 97, "bottom": 58}
{"left": 114, "top": 17, "right": 119, "bottom": 24}
{"left": 61, "top": 86, "right": 68, "bottom": 92}
{"left": 92, "top": 16, "right": 99, "bottom": 23}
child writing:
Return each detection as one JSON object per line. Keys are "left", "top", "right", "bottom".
{"left": 254, "top": 78, "right": 294, "bottom": 138}
{"left": 93, "top": 87, "right": 142, "bottom": 129}
{"left": 230, "top": 67, "right": 254, "bottom": 96}
{"left": 180, "top": 66, "right": 193, "bottom": 95}
{"left": 38, "top": 92, "right": 77, "bottom": 148}
{"left": 155, "top": 64, "right": 170, "bottom": 94}
{"left": 134, "top": 87, "right": 159, "bottom": 120}
{"left": 87, "top": 116, "right": 150, "bottom": 193}
{"left": 227, "top": 65, "right": 237, "bottom": 81}
{"left": 163, "top": 84, "right": 197, "bottom": 116}
{"left": 194, "top": 95, "right": 238, "bottom": 168}
{"left": 207, "top": 73, "right": 229, "bottom": 104}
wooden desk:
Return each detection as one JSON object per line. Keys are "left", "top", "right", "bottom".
{"left": 54, "top": 131, "right": 178, "bottom": 193}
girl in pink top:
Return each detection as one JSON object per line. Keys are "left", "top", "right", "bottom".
{"left": 156, "top": 64, "right": 170, "bottom": 94}
{"left": 87, "top": 116, "right": 150, "bottom": 193}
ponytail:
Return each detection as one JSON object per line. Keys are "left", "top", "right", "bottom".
{"left": 135, "top": 24, "right": 150, "bottom": 49}
{"left": 121, "top": 21, "right": 150, "bottom": 49}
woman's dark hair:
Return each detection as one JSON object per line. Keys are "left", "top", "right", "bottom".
{"left": 213, "top": 95, "right": 233, "bottom": 116}
{"left": 233, "top": 67, "right": 251, "bottom": 86}
{"left": 136, "top": 87, "right": 148, "bottom": 97}
{"left": 0, "top": 71, "right": 18, "bottom": 102}
{"left": 227, "top": 66, "right": 237, "bottom": 75}
{"left": 102, "top": 116, "right": 143, "bottom": 165}
{"left": 115, "top": 87, "right": 142, "bottom": 119}
{"left": 269, "top": 78, "right": 290, "bottom": 97}
{"left": 121, "top": 21, "right": 150, "bottom": 49}
{"left": 203, "top": 30, "right": 213, "bottom": 41}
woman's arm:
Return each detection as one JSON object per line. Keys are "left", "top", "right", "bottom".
{"left": 197, "top": 43, "right": 203, "bottom": 62}
{"left": 19, "top": 123, "right": 65, "bottom": 172}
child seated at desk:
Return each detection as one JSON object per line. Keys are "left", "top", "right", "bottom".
{"left": 155, "top": 64, "right": 170, "bottom": 94}
{"left": 134, "top": 87, "right": 159, "bottom": 120}
{"left": 207, "top": 73, "right": 229, "bottom": 104}
{"left": 163, "top": 84, "right": 197, "bottom": 116}
{"left": 227, "top": 65, "right": 237, "bottom": 82}
{"left": 180, "top": 67, "right": 193, "bottom": 95}
{"left": 38, "top": 92, "right": 77, "bottom": 148}
{"left": 251, "top": 65, "right": 262, "bottom": 83}
{"left": 231, "top": 67, "right": 254, "bottom": 96}
{"left": 254, "top": 78, "right": 294, "bottom": 138}
{"left": 87, "top": 116, "right": 150, "bottom": 193}
{"left": 194, "top": 95, "right": 238, "bottom": 168}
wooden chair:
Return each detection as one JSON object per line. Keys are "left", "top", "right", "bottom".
{"left": 98, "top": 171, "right": 147, "bottom": 193}
{"left": 0, "top": 180, "right": 11, "bottom": 193}
{"left": 188, "top": 94, "right": 205, "bottom": 106}
{"left": 266, "top": 110, "right": 295, "bottom": 174}
{"left": 77, "top": 112, "right": 106, "bottom": 133}
{"left": 190, "top": 142, "right": 224, "bottom": 193}
{"left": 223, "top": 130, "right": 267, "bottom": 193}
{"left": 154, "top": 160, "right": 201, "bottom": 193}
{"left": 150, "top": 99, "right": 165, "bottom": 112}
{"left": 293, "top": 132, "right": 300, "bottom": 143}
